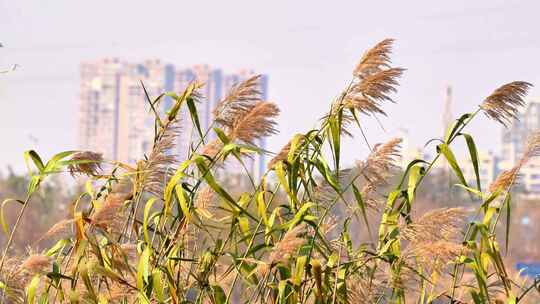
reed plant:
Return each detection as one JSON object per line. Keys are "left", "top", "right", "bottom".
{"left": 1, "top": 39, "right": 538, "bottom": 303}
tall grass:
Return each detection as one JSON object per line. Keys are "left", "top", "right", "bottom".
{"left": 0, "top": 39, "right": 538, "bottom": 303}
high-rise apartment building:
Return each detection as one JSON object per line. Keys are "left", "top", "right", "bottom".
{"left": 79, "top": 58, "right": 174, "bottom": 163}
{"left": 79, "top": 60, "right": 269, "bottom": 179}
{"left": 501, "top": 99, "right": 540, "bottom": 196}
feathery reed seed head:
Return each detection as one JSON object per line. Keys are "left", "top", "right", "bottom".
{"left": 358, "top": 137, "right": 402, "bottom": 187}
{"left": 214, "top": 75, "right": 262, "bottom": 129}
{"left": 68, "top": 151, "right": 103, "bottom": 176}
{"left": 346, "top": 39, "right": 404, "bottom": 116}
{"left": 354, "top": 38, "right": 394, "bottom": 78}
{"left": 229, "top": 101, "right": 280, "bottom": 144}
{"left": 402, "top": 207, "right": 468, "bottom": 243}
{"left": 21, "top": 254, "right": 51, "bottom": 274}
{"left": 520, "top": 132, "right": 540, "bottom": 166}
{"left": 268, "top": 224, "right": 306, "bottom": 265}
{"left": 480, "top": 81, "right": 532, "bottom": 126}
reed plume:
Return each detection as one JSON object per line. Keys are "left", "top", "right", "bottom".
{"left": 204, "top": 76, "right": 279, "bottom": 163}
{"left": 346, "top": 68, "right": 404, "bottom": 116}
{"left": 91, "top": 191, "right": 130, "bottom": 229}
{"left": 346, "top": 39, "right": 404, "bottom": 116}
{"left": 20, "top": 254, "right": 51, "bottom": 274}
{"left": 201, "top": 139, "right": 223, "bottom": 159}
{"left": 410, "top": 240, "right": 464, "bottom": 273}
{"left": 213, "top": 75, "right": 262, "bottom": 129}
{"left": 354, "top": 38, "right": 394, "bottom": 78}
{"left": 402, "top": 207, "right": 468, "bottom": 244}
{"left": 489, "top": 166, "right": 520, "bottom": 194}
{"left": 268, "top": 134, "right": 304, "bottom": 168}
{"left": 489, "top": 132, "right": 540, "bottom": 193}
{"left": 268, "top": 224, "right": 306, "bottom": 265}
{"left": 480, "top": 81, "right": 532, "bottom": 126}
{"left": 139, "top": 120, "right": 179, "bottom": 197}
{"left": 0, "top": 256, "right": 26, "bottom": 303}
{"left": 68, "top": 151, "right": 103, "bottom": 176}
{"left": 348, "top": 274, "right": 386, "bottom": 303}
{"left": 38, "top": 218, "right": 75, "bottom": 241}
{"left": 229, "top": 101, "right": 279, "bottom": 144}
{"left": 195, "top": 186, "right": 214, "bottom": 218}
{"left": 519, "top": 131, "right": 540, "bottom": 165}
{"left": 358, "top": 137, "right": 402, "bottom": 187}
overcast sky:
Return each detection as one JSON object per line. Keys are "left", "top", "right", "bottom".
{"left": 1, "top": 0, "right": 540, "bottom": 172}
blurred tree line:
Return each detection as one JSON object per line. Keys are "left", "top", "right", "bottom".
{"left": 0, "top": 167, "right": 75, "bottom": 253}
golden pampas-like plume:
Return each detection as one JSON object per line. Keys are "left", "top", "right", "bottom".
{"left": 0, "top": 256, "right": 26, "bottom": 303}
{"left": 20, "top": 254, "right": 51, "bottom": 274}
{"left": 268, "top": 134, "right": 305, "bottom": 169}
{"left": 347, "top": 68, "right": 405, "bottom": 115}
{"left": 68, "top": 151, "right": 103, "bottom": 176}
{"left": 402, "top": 208, "right": 468, "bottom": 275}
{"left": 346, "top": 39, "right": 405, "bottom": 116}
{"left": 268, "top": 140, "right": 293, "bottom": 169}
{"left": 268, "top": 224, "right": 306, "bottom": 265}
{"left": 410, "top": 240, "right": 464, "bottom": 273}
{"left": 489, "top": 132, "right": 540, "bottom": 193}
{"left": 480, "top": 81, "right": 532, "bottom": 127}
{"left": 91, "top": 189, "right": 131, "bottom": 229}
{"left": 357, "top": 138, "right": 402, "bottom": 187}
{"left": 38, "top": 219, "right": 75, "bottom": 242}
{"left": 489, "top": 166, "right": 520, "bottom": 194}
{"left": 359, "top": 183, "right": 383, "bottom": 210}
{"left": 139, "top": 121, "right": 179, "bottom": 197}
{"left": 354, "top": 38, "right": 394, "bottom": 78}
{"left": 519, "top": 132, "right": 540, "bottom": 166}
{"left": 213, "top": 75, "right": 262, "bottom": 129}
{"left": 229, "top": 101, "right": 280, "bottom": 144}
{"left": 195, "top": 186, "right": 215, "bottom": 218}
{"left": 201, "top": 140, "right": 223, "bottom": 159}
{"left": 348, "top": 274, "right": 386, "bottom": 304}
{"left": 402, "top": 207, "right": 468, "bottom": 244}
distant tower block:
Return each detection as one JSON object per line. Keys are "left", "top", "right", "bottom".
{"left": 442, "top": 85, "right": 453, "bottom": 136}
{"left": 441, "top": 85, "right": 453, "bottom": 182}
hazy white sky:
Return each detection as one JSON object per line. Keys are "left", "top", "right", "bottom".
{"left": 1, "top": 0, "right": 540, "bottom": 171}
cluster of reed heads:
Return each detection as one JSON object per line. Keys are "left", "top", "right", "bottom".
{"left": 1, "top": 39, "right": 539, "bottom": 304}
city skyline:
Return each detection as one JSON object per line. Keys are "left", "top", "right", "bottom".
{"left": 78, "top": 58, "right": 270, "bottom": 178}
{"left": 2, "top": 0, "right": 540, "bottom": 172}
